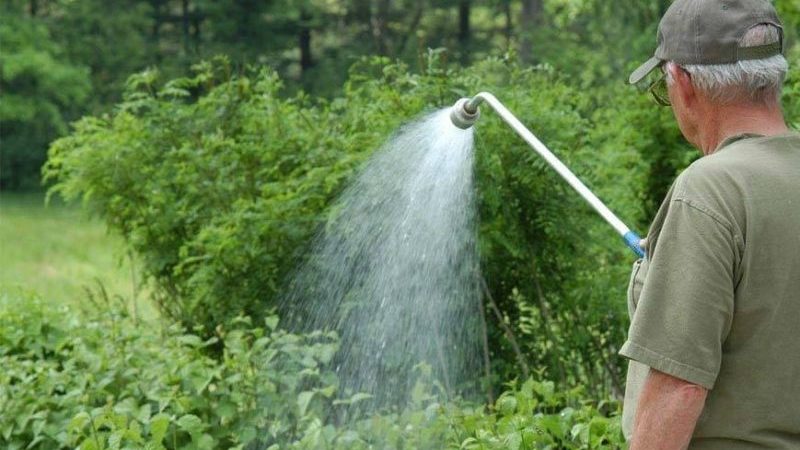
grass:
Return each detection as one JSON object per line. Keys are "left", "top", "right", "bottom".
{"left": 0, "top": 191, "right": 155, "bottom": 318}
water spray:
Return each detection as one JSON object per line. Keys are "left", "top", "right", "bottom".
{"left": 451, "top": 92, "right": 645, "bottom": 258}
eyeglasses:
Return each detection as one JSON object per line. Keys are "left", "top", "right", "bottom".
{"left": 648, "top": 71, "right": 671, "bottom": 107}
{"left": 636, "top": 64, "right": 671, "bottom": 107}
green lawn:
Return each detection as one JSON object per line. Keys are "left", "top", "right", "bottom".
{"left": 0, "top": 192, "right": 154, "bottom": 318}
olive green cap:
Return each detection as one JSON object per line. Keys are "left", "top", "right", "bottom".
{"left": 629, "top": 0, "right": 784, "bottom": 84}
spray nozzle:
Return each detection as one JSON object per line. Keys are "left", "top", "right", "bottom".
{"left": 450, "top": 98, "right": 481, "bottom": 130}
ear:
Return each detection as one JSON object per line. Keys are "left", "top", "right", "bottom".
{"left": 668, "top": 63, "right": 696, "bottom": 106}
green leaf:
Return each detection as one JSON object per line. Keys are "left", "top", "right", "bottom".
{"left": 108, "top": 431, "right": 122, "bottom": 450}
{"left": 176, "top": 414, "right": 205, "bottom": 437}
{"left": 197, "top": 433, "right": 215, "bottom": 450}
{"left": 124, "top": 420, "right": 144, "bottom": 443}
{"left": 81, "top": 439, "right": 100, "bottom": 450}
{"left": 317, "top": 385, "right": 336, "bottom": 398}
{"left": 496, "top": 395, "right": 518, "bottom": 416}
{"left": 571, "top": 423, "right": 589, "bottom": 443}
{"left": 149, "top": 414, "right": 170, "bottom": 444}
{"left": 297, "top": 391, "right": 315, "bottom": 417}
{"left": 504, "top": 432, "right": 522, "bottom": 450}
{"left": 265, "top": 316, "right": 279, "bottom": 330}
{"left": 178, "top": 335, "right": 203, "bottom": 348}
{"left": 333, "top": 392, "right": 372, "bottom": 406}
{"left": 239, "top": 426, "right": 256, "bottom": 444}
{"left": 69, "top": 412, "right": 91, "bottom": 434}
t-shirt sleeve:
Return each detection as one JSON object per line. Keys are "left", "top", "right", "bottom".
{"left": 620, "top": 197, "right": 736, "bottom": 390}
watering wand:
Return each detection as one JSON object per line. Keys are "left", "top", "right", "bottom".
{"left": 450, "top": 92, "right": 645, "bottom": 258}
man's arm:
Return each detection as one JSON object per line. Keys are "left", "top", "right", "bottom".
{"left": 630, "top": 368, "right": 708, "bottom": 450}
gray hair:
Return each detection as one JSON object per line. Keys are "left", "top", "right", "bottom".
{"left": 667, "top": 24, "right": 788, "bottom": 104}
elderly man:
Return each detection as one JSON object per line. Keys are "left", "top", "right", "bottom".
{"left": 620, "top": 0, "right": 799, "bottom": 449}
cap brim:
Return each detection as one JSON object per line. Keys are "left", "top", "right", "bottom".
{"left": 628, "top": 56, "right": 662, "bottom": 85}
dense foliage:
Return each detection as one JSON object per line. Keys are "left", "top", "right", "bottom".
{"left": 0, "top": 290, "right": 625, "bottom": 449}
{"left": 46, "top": 55, "right": 622, "bottom": 397}
{"left": 0, "top": 11, "right": 90, "bottom": 189}
{"left": 0, "top": 290, "right": 333, "bottom": 449}
{"left": 45, "top": 40, "right": 800, "bottom": 399}
{"left": 45, "top": 57, "right": 401, "bottom": 328}
{"left": 6, "top": 0, "right": 796, "bottom": 189}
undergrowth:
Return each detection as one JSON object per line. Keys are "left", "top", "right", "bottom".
{"left": 0, "top": 290, "right": 625, "bottom": 449}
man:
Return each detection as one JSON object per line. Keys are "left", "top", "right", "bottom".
{"left": 620, "top": 0, "right": 800, "bottom": 448}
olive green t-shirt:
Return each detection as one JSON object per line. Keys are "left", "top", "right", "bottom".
{"left": 620, "top": 132, "right": 800, "bottom": 448}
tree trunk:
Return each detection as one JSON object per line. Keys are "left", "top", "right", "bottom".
{"left": 373, "top": 0, "right": 391, "bottom": 55}
{"left": 458, "top": 0, "right": 471, "bottom": 64}
{"left": 520, "top": 0, "right": 543, "bottom": 63}
{"left": 348, "top": 0, "right": 372, "bottom": 51}
{"left": 29, "top": 0, "right": 38, "bottom": 16}
{"left": 397, "top": 0, "right": 424, "bottom": 57}
{"left": 299, "top": 8, "right": 313, "bottom": 74}
{"left": 350, "top": 0, "right": 371, "bottom": 25}
{"left": 192, "top": 6, "right": 201, "bottom": 54}
{"left": 182, "top": 0, "right": 191, "bottom": 56}
{"left": 149, "top": 0, "right": 164, "bottom": 64}
{"left": 504, "top": 0, "right": 513, "bottom": 48}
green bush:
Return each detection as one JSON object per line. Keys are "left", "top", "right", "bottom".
{"left": 47, "top": 59, "right": 358, "bottom": 328}
{"left": 0, "top": 290, "right": 340, "bottom": 449}
{"left": 0, "top": 290, "right": 624, "bottom": 450}
{"left": 44, "top": 50, "right": 800, "bottom": 401}
{"left": 45, "top": 56, "right": 438, "bottom": 329}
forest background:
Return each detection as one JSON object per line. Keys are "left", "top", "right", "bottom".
{"left": 2, "top": 1, "right": 799, "bottom": 449}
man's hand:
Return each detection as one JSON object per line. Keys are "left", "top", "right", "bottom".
{"left": 630, "top": 368, "right": 708, "bottom": 450}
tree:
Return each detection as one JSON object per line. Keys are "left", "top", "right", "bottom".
{"left": 51, "top": 0, "right": 155, "bottom": 108}
{"left": 458, "top": 0, "right": 471, "bottom": 63}
{"left": 0, "top": 7, "right": 91, "bottom": 189}
{"left": 519, "top": 0, "right": 543, "bottom": 62}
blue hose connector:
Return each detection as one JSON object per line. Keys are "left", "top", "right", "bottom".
{"left": 623, "top": 231, "right": 646, "bottom": 258}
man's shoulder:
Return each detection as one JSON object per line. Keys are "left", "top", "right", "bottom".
{"left": 701, "top": 131, "right": 800, "bottom": 169}
{"left": 663, "top": 132, "right": 800, "bottom": 232}
{"left": 670, "top": 158, "right": 734, "bottom": 203}
{"left": 674, "top": 132, "right": 800, "bottom": 197}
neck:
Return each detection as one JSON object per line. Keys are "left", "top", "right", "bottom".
{"left": 695, "top": 101, "right": 789, "bottom": 155}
